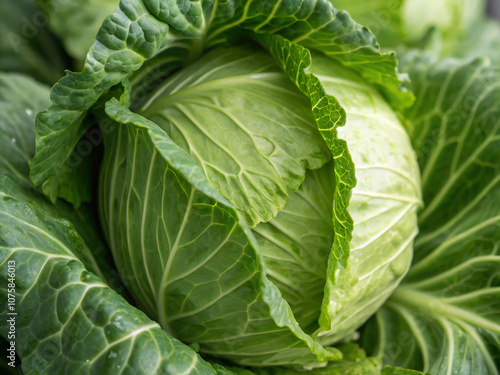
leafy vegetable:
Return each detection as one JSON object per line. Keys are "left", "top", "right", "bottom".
{"left": 0, "top": 0, "right": 498, "bottom": 374}
{"left": 27, "top": 0, "right": 422, "bottom": 367}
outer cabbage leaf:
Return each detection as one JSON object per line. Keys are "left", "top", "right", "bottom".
{"left": 363, "top": 56, "right": 500, "bottom": 374}
{"left": 0, "top": 74, "right": 217, "bottom": 375}
{"left": 0, "top": 73, "right": 116, "bottom": 285}
{"left": 30, "top": 0, "right": 412, "bottom": 207}
{"left": 0, "top": 175, "right": 216, "bottom": 375}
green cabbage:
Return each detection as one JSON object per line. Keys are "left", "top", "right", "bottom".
{"left": 97, "top": 43, "right": 420, "bottom": 365}
{"left": 0, "top": 0, "right": 497, "bottom": 374}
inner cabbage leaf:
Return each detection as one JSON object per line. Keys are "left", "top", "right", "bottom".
{"left": 139, "top": 44, "right": 331, "bottom": 227}
{"left": 253, "top": 162, "right": 335, "bottom": 334}
{"left": 310, "top": 54, "right": 421, "bottom": 343}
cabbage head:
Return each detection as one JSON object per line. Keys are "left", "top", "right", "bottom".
{"left": 30, "top": 0, "right": 420, "bottom": 368}
{"left": 96, "top": 45, "right": 420, "bottom": 366}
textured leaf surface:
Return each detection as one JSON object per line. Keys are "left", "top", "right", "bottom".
{"left": 139, "top": 45, "right": 330, "bottom": 226}
{"left": 99, "top": 99, "right": 340, "bottom": 366}
{"left": 0, "top": 73, "right": 115, "bottom": 285}
{"left": 0, "top": 74, "right": 216, "bottom": 374}
{"left": 30, "top": 0, "right": 412, "bottom": 206}
{"left": 205, "top": 0, "right": 413, "bottom": 108}
{"left": 363, "top": 56, "right": 500, "bottom": 374}
{"left": 30, "top": 0, "right": 170, "bottom": 205}
{"left": 0, "top": 174, "right": 216, "bottom": 375}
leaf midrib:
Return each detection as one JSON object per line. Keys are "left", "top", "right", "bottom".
{"left": 391, "top": 286, "right": 500, "bottom": 334}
